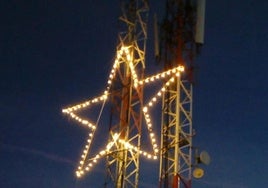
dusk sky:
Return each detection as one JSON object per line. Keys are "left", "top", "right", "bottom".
{"left": 1, "top": 1, "right": 268, "bottom": 188}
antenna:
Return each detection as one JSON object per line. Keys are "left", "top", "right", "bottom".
{"left": 193, "top": 168, "right": 204, "bottom": 179}
{"left": 193, "top": 150, "right": 211, "bottom": 179}
{"left": 154, "top": 13, "right": 160, "bottom": 59}
{"left": 199, "top": 151, "right": 211, "bottom": 165}
{"left": 195, "top": 0, "right": 206, "bottom": 44}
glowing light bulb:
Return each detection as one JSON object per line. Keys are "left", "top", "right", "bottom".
{"left": 143, "top": 107, "right": 148, "bottom": 113}
{"left": 76, "top": 172, "right": 81, "bottom": 178}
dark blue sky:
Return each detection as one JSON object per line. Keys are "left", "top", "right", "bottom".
{"left": 1, "top": 1, "right": 268, "bottom": 188}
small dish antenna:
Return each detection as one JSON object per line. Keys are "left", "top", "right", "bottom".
{"left": 193, "top": 168, "right": 204, "bottom": 179}
{"left": 199, "top": 151, "right": 211, "bottom": 165}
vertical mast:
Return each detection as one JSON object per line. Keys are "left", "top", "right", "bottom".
{"left": 105, "top": 1, "right": 149, "bottom": 187}
{"left": 158, "top": 0, "right": 204, "bottom": 187}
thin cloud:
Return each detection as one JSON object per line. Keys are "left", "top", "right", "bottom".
{"left": 1, "top": 143, "right": 75, "bottom": 166}
{"left": 196, "top": 179, "right": 248, "bottom": 188}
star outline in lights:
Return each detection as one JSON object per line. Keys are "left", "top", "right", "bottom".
{"left": 62, "top": 45, "right": 185, "bottom": 177}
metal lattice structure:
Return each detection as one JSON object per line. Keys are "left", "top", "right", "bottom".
{"left": 62, "top": 1, "right": 150, "bottom": 187}
{"left": 159, "top": 78, "right": 193, "bottom": 188}
{"left": 104, "top": 1, "right": 149, "bottom": 187}
{"left": 62, "top": 1, "right": 206, "bottom": 187}
{"left": 158, "top": 0, "right": 201, "bottom": 187}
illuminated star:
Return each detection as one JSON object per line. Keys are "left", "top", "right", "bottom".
{"left": 62, "top": 45, "right": 184, "bottom": 177}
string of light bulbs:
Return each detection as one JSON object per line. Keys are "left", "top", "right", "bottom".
{"left": 62, "top": 46, "right": 184, "bottom": 177}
